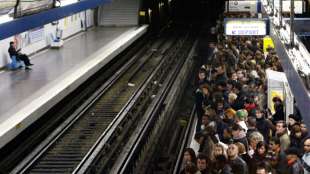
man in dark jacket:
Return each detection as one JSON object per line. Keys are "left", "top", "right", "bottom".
{"left": 270, "top": 137, "right": 288, "bottom": 174}
{"left": 231, "top": 82, "right": 246, "bottom": 110}
{"left": 213, "top": 62, "right": 228, "bottom": 83}
{"left": 195, "top": 83, "right": 212, "bottom": 132}
{"left": 197, "top": 153, "right": 209, "bottom": 174}
{"left": 286, "top": 147, "right": 303, "bottom": 174}
{"left": 255, "top": 109, "right": 273, "bottom": 143}
{"left": 227, "top": 144, "right": 248, "bottom": 174}
{"left": 8, "top": 41, "right": 33, "bottom": 69}
{"left": 246, "top": 116, "right": 257, "bottom": 139}
{"left": 272, "top": 97, "right": 285, "bottom": 123}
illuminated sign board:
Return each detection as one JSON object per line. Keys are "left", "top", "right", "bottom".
{"left": 225, "top": 19, "right": 268, "bottom": 36}
{"left": 274, "top": 0, "right": 305, "bottom": 14}
{"left": 225, "top": 1, "right": 261, "bottom": 13}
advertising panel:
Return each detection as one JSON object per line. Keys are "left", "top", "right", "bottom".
{"left": 28, "top": 27, "right": 45, "bottom": 44}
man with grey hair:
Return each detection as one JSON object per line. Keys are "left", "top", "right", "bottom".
{"left": 248, "top": 131, "right": 264, "bottom": 157}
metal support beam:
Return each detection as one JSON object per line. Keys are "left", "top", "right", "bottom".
{"left": 290, "top": 0, "right": 295, "bottom": 47}
{"left": 0, "top": 0, "right": 111, "bottom": 40}
{"left": 279, "top": 0, "right": 283, "bottom": 27}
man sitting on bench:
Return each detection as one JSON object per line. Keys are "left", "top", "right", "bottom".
{"left": 8, "top": 41, "right": 33, "bottom": 70}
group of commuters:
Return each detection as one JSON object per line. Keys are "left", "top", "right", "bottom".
{"left": 181, "top": 15, "right": 310, "bottom": 174}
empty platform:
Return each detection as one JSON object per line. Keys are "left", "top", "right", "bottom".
{"left": 0, "top": 25, "right": 148, "bottom": 148}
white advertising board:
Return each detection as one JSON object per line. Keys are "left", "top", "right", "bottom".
{"left": 225, "top": 19, "right": 267, "bottom": 36}
{"left": 28, "top": 27, "right": 45, "bottom": 44}
{"left": 274, "top": 0, "right": 304, "bottom": 14}
{"left": 226, "top": 1, "right": 260, "bottom": 13}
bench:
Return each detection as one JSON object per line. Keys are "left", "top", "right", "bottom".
{"left": 7, "top": 56, "right": 24, "bottom": 70}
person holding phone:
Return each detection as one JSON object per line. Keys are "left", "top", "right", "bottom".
{"left": 8, "top": 41, "right": 33, "bottom": 70}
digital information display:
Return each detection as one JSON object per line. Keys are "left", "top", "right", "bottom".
{"left": 225, "top": 19, "right": 268, "bottom": 36}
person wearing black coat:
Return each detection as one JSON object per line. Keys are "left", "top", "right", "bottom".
{"left": 289, "top": 123, "right": 306, "bottom": 149}
{"left": 272, "top": 97, "right": 285, "bottom": 124}
{"left": 8, "top": 41, "right": 33, "bottom": 69}
{"left": 211, "top": 155, "right": 233, "bottom": 174}
{"left": 246, "top": 116, "right": 258, "bottom": 139}
{"left": 231, "top": 83, "right": 246, "bottom": 110}
{"left": 195, "top": 68, "right": 210, "bottom": 89}
{"left": 227, "top": 144, "right": 249, "bottom": 174}
{"left": 249, "top": 141, "right": 269, "bottom": 174}
{"left": 213, "top": 62, "right": 228, "bottom": 83}
{"left": 195, "top": 83, "right": 212, "bottom": 132}
{"left": 255, "top": 109, "right": 273, "bottom": 143}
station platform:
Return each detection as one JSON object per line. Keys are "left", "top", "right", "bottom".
{"left": 0, "top": 25, "right": 148, "bottom": 149}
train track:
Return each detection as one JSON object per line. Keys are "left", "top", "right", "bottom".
{"left": 11, "top": 28, "right": 190, "bottom": 174}
{"left": 109, "top": 30, "right": 197, "bottom": 174}
{"left": 74, "top": 29, "right": 196, "bottom": 174}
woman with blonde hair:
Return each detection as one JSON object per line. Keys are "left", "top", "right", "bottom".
{"left": 211, "top": 143, "right": 227, "bottom": 162}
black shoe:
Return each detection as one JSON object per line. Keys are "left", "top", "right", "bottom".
{"left": 28, "top": 63, "right": 34, "bottom": 66}
{"left": 18, "top": 66, "right": 23, "bottom": 69}
{"left": 25, "top": 67, "right": 32, "bottom": 70}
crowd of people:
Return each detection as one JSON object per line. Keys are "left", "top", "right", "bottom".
{"left": 180, "top": 17, "right": 310, "bottom": 174}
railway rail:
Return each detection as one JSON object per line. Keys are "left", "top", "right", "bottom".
{"left": 10, "top": 27, "right": 195, "bottom": 174}
{"left": 110, "top": 30, "right": 197, "bottom": 174}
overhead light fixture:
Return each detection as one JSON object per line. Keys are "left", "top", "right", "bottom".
{"left": 60, "top": 0, "right": 79, "bottom": 7}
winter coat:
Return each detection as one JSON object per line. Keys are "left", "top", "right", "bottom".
{"left": 302, "top": 152, "right": 310, "bottom": 174}
{"left": 275, "top": 150, "right": 288, "bottom": 174}
{"left": 249, "top": 154, "right": 266, "bottom": 174}
{"left": 195, "top": 89, "right": 212, "bottom": 132}
{"left": 288, "top": 159, "right": 304, "bottom": 174}
{"left": 256, "top": 117, "right": 272, "bottom": 143}
{"left": 229, "top": 156, "right": 248, "bottom": 174}
{"left": 290, "top": 135, "right": 304, "bottom": 149}
{"left": 272, "top": 103, "right": 285, "bottom": 123}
